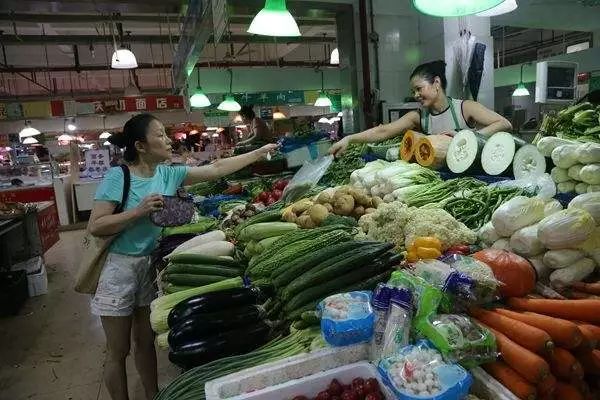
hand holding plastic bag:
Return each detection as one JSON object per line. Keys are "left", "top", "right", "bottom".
{"left": 281, "top": 155, "right": 333, "bottom": 203}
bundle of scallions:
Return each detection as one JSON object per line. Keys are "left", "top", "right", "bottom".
{"left": 155, "top": 328, "right": 320, "bottom": 400}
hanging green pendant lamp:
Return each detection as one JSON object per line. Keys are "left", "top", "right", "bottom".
{"left": 413, "top": 0, "right": 505, "bottom": 17}
{"left": 247, "top": 0, "right": 301, "bottom": 37}
{"left": 189, "top": 69, "right": 211, "bottom": 108}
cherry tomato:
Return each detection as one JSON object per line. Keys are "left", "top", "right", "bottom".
{"left": 328, "top": 379, "right": 343, "bottom": 396}
{"left": 364, "top": 392, "right": 383, "bottom": 400}
{"left": 353, "top": 384, "right": 365, "bottom": 400}
{"left": 364, "top": 378, "right": 380, "bottom": 394}
{"left": 258, "top": 191, "right": 269, "bottom": 201}
{"left": 272, "top": 189, "right": 283, "bottom": 200}
{"left": 316, "top": 390, "right": 331, "bottom": 400}
{"left": 340, "top": 390, "right": 357, "bottom": 400}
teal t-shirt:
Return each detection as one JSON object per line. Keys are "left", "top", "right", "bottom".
{"left": 94, "top": 164, "right": 189, "bottom": 256}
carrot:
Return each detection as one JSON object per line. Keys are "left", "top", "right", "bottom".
{"left": 470, "top": 307, "right": 554, "bottom": 354}
{"left": 476, "top": 319, "right": 550, "bottom": 383}
{"left": 572, "top": 322, "right": 600, "bottom": 345}
{"left": 507, "top": 298, "right": 600, "bottom": 324}
{"left": 574, "top": 324, "right": 599, "bottom": 350}
{"left": 566, "top": 289, "right": 600, "bottom": 300}
{"left": 537, "top": 373, "right": 556, "bottom": 397}
{"left": 546, "top": 348, "right": 584, "bottom": 380}
{"left": 483, "top": 361, "right": 537, "bottom": 400}
{"left": 577, "top": 350, "right": 600, "bottom": 375}
{"left": 571, "top": 282, "right": 600, "bottom": 296}
{"left": 494, "top": 308, "right": 583, "bottom": 349}
{"left": 555, "top": 382, "right": 584, "bottom": 400}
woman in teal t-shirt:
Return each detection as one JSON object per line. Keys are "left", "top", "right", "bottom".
{"left": 88, "top": 113, "right": 276, "bottom": 400}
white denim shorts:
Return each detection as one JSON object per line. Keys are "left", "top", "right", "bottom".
{"left": 90, "top": 252, "right": 157, "bottom": 317}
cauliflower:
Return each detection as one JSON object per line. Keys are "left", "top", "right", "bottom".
{"left": 404, "top": 208, "right": 477, "bottom": 250}
{"left": 359, "top": 201, "right": 476, "bottom": 251}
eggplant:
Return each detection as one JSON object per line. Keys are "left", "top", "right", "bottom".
{"left": 168, "top": 321, "right": 271, "bottom": 369}
{"left": 167, "top": 304, "right": 265, "bottom": 348}
{"left": 167, "top": 287, "right": 264, "bottom": 328}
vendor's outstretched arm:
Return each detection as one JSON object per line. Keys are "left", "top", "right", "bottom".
{"left": 463, "top": 100, "right": 512, "bottom": 136}
{"left": 237, "top": 131, "right": 257, "bottom": 146}
{"left": 329, "top": 111, "right": 420, "bottom": 156}
{"left": 184, "top": 144, "right": 278, "bottom": 184}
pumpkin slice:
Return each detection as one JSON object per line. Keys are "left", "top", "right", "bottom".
{"left": 415, "top": 135, "right": 452, "bottom": 169}
{"left": 400, "top": 130, "right": 425, "bottom": 162}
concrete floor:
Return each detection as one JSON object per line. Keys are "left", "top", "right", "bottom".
{"left": 0, "top": 230, "right": 179, "bottom": 400}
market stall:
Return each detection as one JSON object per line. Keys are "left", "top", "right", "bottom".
{"left": 137, "top": 119, "right": 600, "bottom": 400}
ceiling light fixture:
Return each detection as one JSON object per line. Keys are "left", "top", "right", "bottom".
{"left": 57, "top": 134, "right": 75, "bottom": 142}
{"left": 189, "top": 129, "right": 199, "bottom": 135}
{"left": 513, "top": 63, "right": 531, "bottom": 97}
{"left": 318, "top": 117, "right": 331, "bottom": 124}
{"left": 189, "top": 69, "right": 211, "bottom": 108}
{"left": 66, "top": 117, "right": 77, "bottom": 131}
{"left": 111, "top": 25, "right": 137, "bottom": 69}
{"left": 103, "top": 141, "right": 111, "bottom": 146}
{"left": 99, "top": 131, "right": 112, "bottom": 139}
{"left": 314, "top": 70, "right": 332, "bottom": 108}
{"left": 247, "top": 0, "right": 301, "bottom": 37}
{"left": 412, "top": 0, "right": 504, "bottom": 17}
{"left": 330, "top": 48, "right": 340, "bottom": 65}
{"left": 476, "top": 0, "right": 518, "bottom": 16}
{"left": 22, "top": 137, "right": 39, "bottom": 144}
{"left": 218, "top": 69, "right": 241, "bottom": 112}
{"left": 19, "top": 121, "right": 41, "bottom": 138}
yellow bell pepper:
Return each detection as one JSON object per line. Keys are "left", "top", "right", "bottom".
{"left": 406, "top": 249, "right": 419, "bottom": 263}
{"left": 413, "top": 236, "right": 442, "bottom": 251}
{"left": 416, "top": 246, "right": 442, "bottom": 260}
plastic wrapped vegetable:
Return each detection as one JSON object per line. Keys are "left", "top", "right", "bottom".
{"left": 588, "top": 185, "right": 600, "bottom": 193}
{"left": 550, "top": 167, "right": 570, "bottom": 184}
{"left": 577, "top": 142, "right": 600, "bottom": 164}
{"left": 491, "top": 238, "right": 511, "bottom": 251}
{"left": 536, "top": 137, "right": 576, "bottom": 157}
{"left": 473, "top": 249, "right": 536, "bottom": 298}
{"left": 529, "top": 256, "right": 551, "bottom": 282}
{"left": 537, "top": 208, "right": 595, "bottom": 249}
{"left": 557, "top": 181, "right": 576, "bottom": 194}
{"left": 544, "top": 199, "right": 563, "bottom": 217}
{"left": 575, "top": 182, "right": 589, "bottom": 194}
{"left": 579, "top": 164, "right": 600, "bottom": 185}
{"left": 568, "top": 192, "right": 600, "bottom": 225}
{"left": 543, "top": 249, "right": 585, "bottom": 270}
{"left": 549, "top": 258, "right": 595, "bottom": 287}
{"left": 491, "top": 196, "right": 545, "bottom": 237}
{"left": 509, "top": 224, "right": 545, "bottom": 257}
{"left": 478, "top": 221, "right": 500, "bottom": 246}
{"left": 552, "top": 145, "right": 580, "bottom": 169}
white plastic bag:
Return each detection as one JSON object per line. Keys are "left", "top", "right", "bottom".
{"left": 510, "top": 224, "right": 545, "bottom": 257}
{"left": 568, "top": 192, "right": 600, "bottom": 225}
{"left": 542, "top": 249, "right": 585, "bottom": 269}
{"left": 491, "top": 174, "right": 556, "bottom": 200}
{"left": 529, "top": 256, "right": 551, "bottom": 282}
{"left": 550, "top": 258, "right": 595, "bottom": 287}
{"left": 491, "top": 196, "right": 545, "bottom": 237}
{"left": 281, "top": 155, "right": 334, "bottom": 203}
{"left": 537, "top": 208, "right": 595, "bottom": 249}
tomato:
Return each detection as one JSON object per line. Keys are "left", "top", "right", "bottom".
{"left": 351, "top": 378, "right": 365, "bottom": 388}
{"left": 340, "top": 391, "right": 357, "bottom": 400}
{"left": 328, "top": 379, "right": 343, "bottom": 396}
{"left": 364, "top": 392, "right": 383, "bottom": 400}
{"left": 265, "top": 196, "right": 276, "bottom": 205}
{"left": 446, "top": 244, "right": 471, "bottom": 255}
{"left": 223, "top": 183, "right": 243, "bottom": 195}
{"left": 258, "top": 191, "right": 269, "bottom": 201}
{"left": 315, "top": 390, "right": 331, "bottom": 400}
{"left": 364, "top": 378, "right": 380, "bottom": 394}
{"left": 353, "top": 384, "right": 365, "bottom": 400}
{"left": 273, "top": 180, "right": 288, "bottom": 191}
{"left": 342, "top": 385, "right": 352, "bottom": 393}
{"left": 272, "top": 189, "right": 283, "bottom": 200}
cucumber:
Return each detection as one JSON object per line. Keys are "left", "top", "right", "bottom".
{"left": 165, "top": 264, "right": 242, "bottom": 277}
{"left": 286, "top": 300, "right": 319, "bottom": 322}
{"left": 163, "top": 284, "right": 195, "bottom": 294}
{"left": 300, "top": 311, "right": 320, "bottom": 326}
{"left": 233, "top": 210, "right": 283, "bottom": 236}
{"left": 164, "top": 274, "right": 228, "bottom": 287}
{"left": 168, "top": 253, "right": 241, "bottom": 268}
{"left": 280, "top": 243, "right": 394, "bottom": 301}
{"left": 343, "top": 270, "right": 393, "bottom": 292}
{"left": 271, "top": 240, "right": 365, "bottom": 288}
{"left": 283, "top": 264, "right": 393, "bottom": 313}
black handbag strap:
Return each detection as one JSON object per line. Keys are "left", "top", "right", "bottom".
{"left": 114, "top": 164, "right": 131, "bottom": 214}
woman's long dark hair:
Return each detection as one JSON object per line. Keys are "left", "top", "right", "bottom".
{"left": 410, "top": 60, "right": 448, "bottom": 91}
{"left": 108, "top": 113, "right": 158, "bottom": 162}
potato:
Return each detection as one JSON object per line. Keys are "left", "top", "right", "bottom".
{"left": 282, "top": 208, "right": 297, "bottom": 223}
{"left": 353, "top": 206, "right": 365, "bottom": 218}
{"left": 324, "top": 203, "right": 334, "bottom": 213}
{"left": 316, "top": 191, "right": 332, "bottom": 205}
{"left": 333, "top": 194, "right": 355, "bottom": 216}
{"left": 291, "top": 199, "right": 313, "bottom": 214}
{"left": 309, "top": 204, "right": 329, "bottom": 225}
{"left": 297, "top": 214, "right": 316, "bottom": 229}
{"left": 349, "top": 188, "right": 371, "bottom": 207}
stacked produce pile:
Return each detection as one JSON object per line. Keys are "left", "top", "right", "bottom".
{"left": 540, "top": 139, "right": 600, "bottom": 193}
{"left": 477, "top": 194, "right": 599, "bottom": 289}
{"left": 536, "top": 102, "right": 600, "bottom": 143}
{"left": 322, "top": 143, "right": 367, "bottom": 186}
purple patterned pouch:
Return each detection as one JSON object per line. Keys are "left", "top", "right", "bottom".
{"left": 150, "top": 188, "right": 195, "bottom": 227}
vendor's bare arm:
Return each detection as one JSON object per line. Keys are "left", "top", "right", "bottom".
{"left": 349, "top": 111, "right": 420, "bottom": 144}
{"left": 463, "top": 100, "right": 512, "bottom": 136}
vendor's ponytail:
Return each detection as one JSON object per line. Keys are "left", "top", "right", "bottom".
{"left": 108, "top": 113, "right": 158, "bottom": 162}
{"left": 410, "top": 60, "right": 448, "bottom": 91}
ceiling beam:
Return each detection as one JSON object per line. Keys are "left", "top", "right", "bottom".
{"left": 0, "top": 34, "right": 337, "bottom": 46}
{"left": 0, "top": 13, "right": 179, "bottom": 24}
{"left": 1, "top": 0, "right": 181, "bottom": 14}
{"left": 0, "top": 61, "right": 340, "bottom": 73}
{"left": 228, "top": 15, "right": 335, "bottom": 26}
